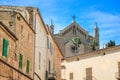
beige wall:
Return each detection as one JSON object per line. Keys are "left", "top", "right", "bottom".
{"left": 53, "top": 43, "right": 63, "bottom": 80}
{"left": 34, "top": 10, "right": 47, "bottom": 80}
{"left": 46, "top": 25, "right": 63, "bottom": 80}
{"left": 62, "top": 47, "right": 120, "bottom": 80}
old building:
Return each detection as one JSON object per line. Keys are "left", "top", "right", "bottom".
{"left": 46, "top": 23, "right": 63, "bottom": 80}
{"left": 0, "top": 6, "right": 35, "bottom": 80}
{"left": 54, "top": 20, "right": 99, "bottom": 57}
{"left": 0, "top": 6, "right": 64, "bottom": 80}
{"left": 61, "top": 45, "right": 120, "bottom": 80}
{"left": 30, "top": 7, "right": 63, "bottom": 80}
{"left": 33, "top": 8, "right": 48, "bottom": 80}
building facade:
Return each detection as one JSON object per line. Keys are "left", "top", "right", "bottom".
{"left": 61, "top": 45, "right": 120, "bottom": 80}
{"left": 46, "top": 24, "right": 63, "bottom": 80}
{"left": 33, "top": 8, "right": 48, "bottom": 80}
{"left": 54, "top": 21, "right": 99, "bottom": 57}
{"left": 33, "top": 8, "right": 63, "bottom": 80}
{"left": 0, "top": 6, "right": 35, "bottom": 80}
{"left": 0, "top": 6, "right": 64, "bottom": 80}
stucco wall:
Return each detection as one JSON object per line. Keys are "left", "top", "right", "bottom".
{"left": 34, "top": 12, "right": 47, "bottom": 80}
{"left": 62, "top": 49, "right": 120, "bottom": 80}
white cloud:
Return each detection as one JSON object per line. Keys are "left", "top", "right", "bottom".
{"left": 78, "top": 10, "right": 120, "bottom": 48}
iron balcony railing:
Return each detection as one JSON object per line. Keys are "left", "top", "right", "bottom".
{"left": 48, "top": 70, "right": 57, "bottom": 80}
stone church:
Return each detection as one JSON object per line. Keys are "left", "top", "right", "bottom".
{"left": 53, "top": 20, "right": 99, "bottom": 57}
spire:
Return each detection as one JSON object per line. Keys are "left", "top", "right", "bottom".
{"left": 50, "top": 19, "right": 53, "bottom": 26}
{"left": 72, "top": 16, "right": 76, "bottom": 23}
{"left": 49, "top": 19, "right": 54, "bottom": 34}
{"left": 94, "top": 22, "right": 99, "bottom": 49}
{"left": 95, "top": 22, "right": 98, "bottom": 28}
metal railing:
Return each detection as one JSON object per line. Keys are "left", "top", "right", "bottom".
{"left": 48, "top": 70, "right": 57, "bottom": 79}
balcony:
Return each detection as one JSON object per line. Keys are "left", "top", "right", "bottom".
{"left": 115, "top": 72, "right": 120, "bottom": 79}
{"left": 48, "top": 71, "right": 57, "bottom": 80}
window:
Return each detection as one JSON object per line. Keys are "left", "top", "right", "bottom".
{"left": 39, "top": 52, "right": 41, "bottom": 69}
{"left": 86, "top": 67, "right": 92, "bottom": 80}
{"left": 28, "top": 33, "right": 31, "bottom": 43}
{"left": 2, "top": 38, "right": 9, "bottom": 57}
{"left": 19, "top": 54, "right": 23, "bottom": 69}
{"left": 26, "top": 60, "right": 30, "bottom": 73}
{"left": 21, "top": 25, "right": 23, "bottom": 34}
{"left": 73, "top": 25, "right": 76, "bottom": 35}
{"left": 47, "top": 37, "right": 49, "bottom": 49}
{"left": 49, "top": 61, "right": 51, "bottom": 73}
{"left": 50, "top": 43, "right": 52, "bottom": 54}
{"left": 70, "top": 73, "right": 73, "bottom": 80}
{"left": 118, "top": 62, "right": 120, "bottom": 75}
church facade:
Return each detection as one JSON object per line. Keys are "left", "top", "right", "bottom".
{"left": 54, "top": 21, "right": 99, "bottom": 57}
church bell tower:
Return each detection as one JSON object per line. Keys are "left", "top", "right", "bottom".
{"left": 94, "top": 22, "right": 99, "bottom": 49}
{"left": 49, "top": 19, "right": 54, "bottom": 34}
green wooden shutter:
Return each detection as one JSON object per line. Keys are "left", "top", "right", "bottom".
{"left": 26, "top": 60, "right": 30, "bottom": 73}
{"left": 2, "top": 38, "right": 8, "bottom": 57}
{"left": 19, "top": 54, "right": 23, "bottom": 69}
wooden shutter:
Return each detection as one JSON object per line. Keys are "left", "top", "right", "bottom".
{"left": 19, "top": 54, "right": 23, "bottom": 69}
{"left": 26, "top": 60, "right": 30, "bottom": 73}
{"left": 47, "top": 37, "right": 49, "bottom": 49}
{"left": 2, "top": 38, "right": 8, "bottom": 57}
{"left": 70, "top": 73, "right": 73, "bottom": 80}
{"left": 50, "top": 43, "right": 52, "bottom": 54}
{"left": 86, "top": 67, "right": 92, "bottom": 80}
{"left": 118, "top": 62, "right": 120, "bottom": 76}
{"left": 49, "top": 61, "right": 51, "bottom": 73}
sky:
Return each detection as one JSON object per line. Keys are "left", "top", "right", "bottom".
{"left": 0, "top": 0, "right": 120, "bottom": 48}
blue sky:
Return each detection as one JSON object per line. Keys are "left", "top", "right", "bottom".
{"left": 0, "top": 0, "right": 120, "bottom": 48}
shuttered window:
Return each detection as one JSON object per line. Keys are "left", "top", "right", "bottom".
{"left": 19, "top": 54, "right": 23, "bottom": 69}
{"left": 49, "top": 61, "right": 51, "bottom": 73}
{"left": 2, "top": 38, "right": 9, "bottom": 57}
{"left": 26, "top": 60, "right": 30, "bottom": 73}
{"left": 50, "top": 43, "right": 52, "bottom": 54}
{"left": 118, "top": 62, "right": 120, "bottom": 76}
{"left": 86, "top": 67, "right": 92, "bottom": 80}
{"left": 47, "top": 37, "right": 49, "bottom": 49}
{"left": 70, "top": 73, "right": 73, "bottom": 80}
{"left": 39, "top": 52, "right": 41, "bottom": 69}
